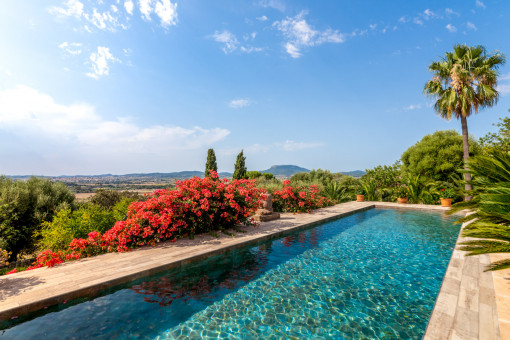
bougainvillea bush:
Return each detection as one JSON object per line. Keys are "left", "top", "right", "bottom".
{"left": 272, "top": 180, "right": 333, "bottom": 213}
{"left": 6, "top": 172, "right": 264, "bottom": 274}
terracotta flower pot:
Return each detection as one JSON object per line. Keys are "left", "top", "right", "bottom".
{"left": 440, "top": 198, "right": 452, "bottom": 207}
{"left": 397, "top": 197, "right": 408, "bottom": 204}
{"left": 356, "top": 194, "right": 365, "bottom": 202}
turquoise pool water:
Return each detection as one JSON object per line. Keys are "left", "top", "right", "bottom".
{"left": 0, "top": 208, "right": 459, "bottom": 339}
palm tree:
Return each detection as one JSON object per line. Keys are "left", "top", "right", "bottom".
{"left": 424, "top": 45, "right": 505, "bottom": 199}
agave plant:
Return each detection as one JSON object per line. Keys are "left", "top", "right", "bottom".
{"left": 400, "top": 174, "right": 435, "bottom": 204}
{"left": 359, "top": 177, "right": 378, "bottom": 201}
{"left": 449, "top": 151, "right": 510, "bottom": 270}
{"left": 324, "top": 182, "right": 351, "bottom": 203}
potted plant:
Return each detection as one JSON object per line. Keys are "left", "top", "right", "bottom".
{"left": 355, "top": 187, "right": 365, "bottom": 202}
{"left": 396, "top": 185, "right": 408, "bottom": 204}
{"left": 439, "top": 188, "right": 455, "bottom": 207}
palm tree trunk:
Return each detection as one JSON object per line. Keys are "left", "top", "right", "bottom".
{"left": 461, "top": 115, "right": 473, "bottom": 200}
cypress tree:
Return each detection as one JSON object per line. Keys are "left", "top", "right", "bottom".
{"left": 205, "top": 148, "right": 218, "bottom": 177}
{"left": 233, "top": 150, "right": 247, "bottom": 180}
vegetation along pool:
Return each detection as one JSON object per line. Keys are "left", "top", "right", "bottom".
{"left": 0, "top": 208, "right": 460, "bottom": 339}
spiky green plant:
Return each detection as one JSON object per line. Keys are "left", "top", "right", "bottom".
{"left": 424, "top": 45, "right": 506, "bottom": 196}
{"left": 359, "top": 177, "right": 378, "bottom": 201}
{"left": 324, "top": 182, "right": 352, "bottom": 203}
{"left": 449, "top": 151, "right": 510, "bottom": 270}
{"left": 400, "top": 174, "right": 435, "bottom": 204}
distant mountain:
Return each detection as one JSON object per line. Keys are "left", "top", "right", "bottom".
{"left": 341, "top": 170, "right": 365, "bottom": 178}
{"left": 7, "top": 167, "right": 363, "bottom": 180}
{"left": 261, "top": 165, "right": 310, "bottom": 177}
{"left": 7, "top": 171, "right": 233, "bottom": 181}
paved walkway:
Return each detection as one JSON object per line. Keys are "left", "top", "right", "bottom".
{"left": 1, "top": 201, "right": 504, "bottom": 340}
{"left": 490, "top": 253, "right": 510, "bottom": 339}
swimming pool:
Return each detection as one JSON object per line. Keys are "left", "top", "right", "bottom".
{"left": 0, "top": 208, "right": 459, "bottom": 339}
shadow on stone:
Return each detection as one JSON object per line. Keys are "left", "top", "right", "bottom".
{"left": 0, "top": 276, "right": 45, "bottom": 301}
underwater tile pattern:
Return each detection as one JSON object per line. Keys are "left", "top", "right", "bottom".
{"left": 0, "top": 209, "right": 459, "bottom": 339}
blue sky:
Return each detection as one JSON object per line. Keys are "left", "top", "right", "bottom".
{"left": 0, "top": 0, "right": 509, "bottom": 175}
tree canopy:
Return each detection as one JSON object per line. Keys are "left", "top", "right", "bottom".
{"left": 401, "top": 130, "right": 480, "bottom": 182}
{"left": 479, "top": 111, "right": 510, "bottom": 154}
{"left": 205, "top": 148, "right": 218, "bottom": 177}
{"left": 0, "top": 177, "right": 75, "bottom": 260}
{"left": 233, "top": 150, "right": 247, "bottom": 180}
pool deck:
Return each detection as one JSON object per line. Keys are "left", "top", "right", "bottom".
{"left": 0, "top": 201, "right": 507, "bottom": 339}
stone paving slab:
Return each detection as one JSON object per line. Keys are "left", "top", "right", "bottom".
{"left": 489, "top": 253, "right": 510, "bottom": 340}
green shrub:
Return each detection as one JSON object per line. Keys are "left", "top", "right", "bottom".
{"left": 361, "top": 163, "right": 401, "bottom": 202}
{"left": 91, "top": 189, "right": 142, "bottom": 209}
{"left": 252, "top": 176, "right": 282, "bottom": 194}
{"left": 0, "top": 176, "right": 74, "bottom": 260}
{"left": 401, "top": 130, "right": 480, "bottom": 182}
{"left": 479, "top": 114, "right": 510, "bottom": 154}
{"left": 38, "top": 199, "right": 134, "bottom": 252}
{"left": 247, "top": 171, "right": 274, "bottom": 180}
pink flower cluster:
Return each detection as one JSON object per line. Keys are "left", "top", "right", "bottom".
{"left": 7, "top": 172, "right": 264, "bottom": 274}
{"left": 272, "top": 180, "right": 332, "bottom": 213}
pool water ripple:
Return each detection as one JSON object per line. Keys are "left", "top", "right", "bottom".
{"left": 0, "top": 208, "right": 459, "bottom": 339}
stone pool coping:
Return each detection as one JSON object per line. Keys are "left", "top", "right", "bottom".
{"left": 0, "top": 200, "right": 470, "bottom": 334}
{"left": 423, "top": 216, "right": 503, "bottom": 340}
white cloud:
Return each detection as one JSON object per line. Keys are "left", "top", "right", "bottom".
{"left": 49, "top": 0, "right": 127, "bottom": 32}
{"left": 211, "top": 31, "right": 262, "bottom": 54}
{"left": 154, "top": 0, "right": 178, "bottom": 28}
{"left": 256, "top": 15, "right": 268, "bottom": 21}
{"left": 224, "top": 140, "right": 324, "bottom": 155}
{"left": 413, "top": 17, "right": 423, "bottom": 25}
{"left": 48, "top": 0, "right": 84, "bottom": 18}
{"left": 139, "top": 0, "right": 154, "bottom": 20}
{"left": 497, "top": 74, "right": 510, "bottom": 95}
{"left": 423, "top": 9, "right": 435, "bottom": 18}
{"left": 476, "top": 0, "right": 486, "bottom": 9}
{"left": 445, "top": 8, "right": 460, "bottom": 16}
{"left": 124, "top": 0, "right": 134, "bottom": 15}
{"left": 83, "top": 8, "right": 123, "bottom": 31}
{"left": 398, "top": 16, "right": 408, "bottom": 24}
{"left": 86, "top": 46, "right": 119, "bottom": 79}
{"left": 229, "top": 98, "right": 251, "bottom": 109}
{"left": 404, "top": 104, "right": 422, "bottom": 110}
{"left": 497, "top": 84, "right": 510, "bottom": 96}
{"left": 284, "top": 43, "right": 301, "bottom": 58}
{"left": 0, "top": 85, "right": 230, "bottom": 155}
{"left": 466, "top": 22, "right": 477, "bottom": 31}
{"left": 59, "top": 42, "right": 83, "bottom": 56}
{"left": 240, "top": 46, "right": 264, "bottom": 53}
{"left": 273, "top": 11, "right": 345, "bottom": 58}
{"left": 446, "top": 24, "right": 457, "bottom": 32}
{"left": 258, "top": 0, "right": 285, "bottom": 12}
{"left": 49, "top": 0, "right": 177, "bottom": 32}
{"left": 212, "top": 30, "right": 240, "bottom": 54}
{"left": 369, "top": 24, "right": 377, "bottom": 30}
